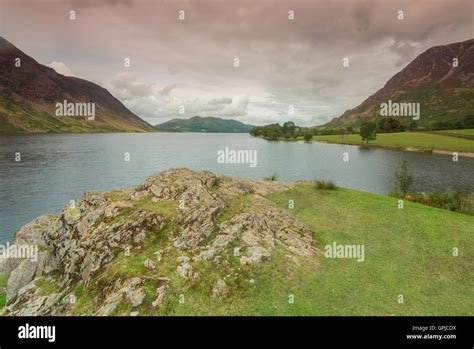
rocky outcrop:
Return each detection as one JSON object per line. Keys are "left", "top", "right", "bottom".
{"left": 0, "top": 168, "right": 319, "bottom": 316}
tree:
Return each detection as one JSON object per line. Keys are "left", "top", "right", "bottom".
{"left": 408, "top": 121, "right": 418, "bottom": 131}
{"left": 262, "top": 123, "right": 283, "bottom": 140}
{"left": 378, "top": 117, "right": 401, "bottom": 132}
{"left": 394, "top": 160, "right": 413, "bottom": 196}
{"left": 304, "top": 131, "right": 313, "bottom": 142}
{"left": 359, "top": 121, "right": 377, "bottom": 143}
{"left": 347, "top": 126, "right": 354, "bottom": 133}
{"left": 340, "top": 128, "right": 347, "bottom": 139}
{"left": 463, "top": 115, "right": 474, "bottom": 128}
{"left": 282, "top": 121, "right": 296, "bottom": 136}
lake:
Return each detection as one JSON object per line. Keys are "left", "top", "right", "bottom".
{"left": 1, "top": 133, "right": 473, "bottom": 244}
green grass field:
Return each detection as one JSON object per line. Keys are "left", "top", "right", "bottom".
{"left": 311, "top": 132, "right": 474, "bottom": 153}
{"left": 263, "top": 185, "right": 474, "bottom": 315}
{"left": 0, "top": 275, "right": 6, "bottom": 310}
{"left": 3, "top": 185, "right": 472, "bottom": 316}
{"left": 148, "top": 185, "right": 473, "bottom": 315}
{"left": 434, "top": 129, "right": 474, "bottom": 136}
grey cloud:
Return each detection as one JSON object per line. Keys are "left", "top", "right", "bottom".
{"left": 159, "top": 84, "right": 179, "bottom": 96}
{"left": 65, "top": 0, "right": 133, "bottom": 8}
{"left": 4, "top": 0, "right": 472, "bottom": 126}
{"left": 209, "top": 97, "right": 232, "bottom": 105}
{"left": 110, "top": 73, "right": 153, "bottom": 100}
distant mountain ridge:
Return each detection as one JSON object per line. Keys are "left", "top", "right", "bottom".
{"left": 156, "top": 116, "right": 256, "bottom": 133}
{"left": 0, "top": 37, "right": 154, "bottom": 133}
{"left": 324, "top": 38, "right": 474, "bottom": 129}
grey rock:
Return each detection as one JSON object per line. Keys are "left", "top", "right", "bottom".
{"left": 212, "top": 278, "right": 227, "bottom": 298}
{"left": 6, "top": 259, "right": 37, "bottom": 303}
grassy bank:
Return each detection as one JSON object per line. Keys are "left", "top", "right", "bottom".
{"left": 72, "top": 184, "right": 473, "bottom": 316}
{"left": 432, "top": 129, "right": 474, "bottom": 141}
{"left": 310, "top": 132, "right": 474, "bottom": 153}
{"left": 3, "top": 184, "right": 472, "bottom": 316}
{"left": 0, "top": 275, "right": 6, "bottom": 310}
{"left": 434, "top": 128, "right": 474, "bottom": 136}
{"left": 265, "top": 184, "right": 473, "bottom": 315}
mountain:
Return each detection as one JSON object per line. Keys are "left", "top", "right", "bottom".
{"left": 324, "top": 38, "right": 474, "bottom": 129}
{"left": 0, "top": 37, "right": 154, "bottom": 133}
{"left": 156, "top": 116, "right": 256, "bottom": 133}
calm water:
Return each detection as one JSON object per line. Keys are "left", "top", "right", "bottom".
{"left": 1, "top": 133, "right": 473, "bottom": 244}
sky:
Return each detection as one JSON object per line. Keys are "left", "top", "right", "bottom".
{"left": 0, "top": 0, "right": 473, "bottom": 126}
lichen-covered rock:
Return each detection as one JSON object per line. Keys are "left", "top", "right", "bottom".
{"left": 3, "top": 168, "right": 319, "bottom": 316}
{"left": 212, "top": 278, "right": 228, "bottom": 298}
{"left": 152, "top": 285, "right": 169, "bottom": 308}
{"left": 6, "top": 259, "right": 38, "bottom": 303}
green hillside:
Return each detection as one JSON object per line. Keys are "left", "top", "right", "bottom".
{"left": 0, "top": 97, "right": 152, "bottom": 133}
{"left": 325, "top": 87, "right": 474, "bottom": 130}
{"left": 156, "top": 116, "right": 255, "bottom": 133}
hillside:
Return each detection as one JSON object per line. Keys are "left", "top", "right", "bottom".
{"left": 324, "top": 38, "right": 474, "bottom": 129}
{"left": 1, "top": 169, "right": 472, "bottom": 316}
{"left": 156, "top": 116, "right": 255, "bottom": 133}
{"left": 0, "top": 37, "right": 154, "bottom": 133}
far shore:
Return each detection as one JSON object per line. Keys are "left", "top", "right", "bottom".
{"left": 311, "top": 139, "right": 474, "bottom": 158}
{"left": 252, "top": 131, "right": 474, "bottom": 158}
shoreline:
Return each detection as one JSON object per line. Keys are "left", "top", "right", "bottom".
{"left": 253, "top": 135, "right": 474, "bottom": 158}
{"left": 314, "top": 139, "right": 474, "bottom": 158}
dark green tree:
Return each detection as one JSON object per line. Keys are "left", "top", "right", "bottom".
{"left": 304, "top": 131, "right": 313, "bottom": 142}
{"left": 282, "top": 121, "right": 296, "bottom": 136}
{"left": 359, "top": 121, "right": 377, "bottom": 143}
{"left": 408, "top": 121, "right": 418, "bottom": 131}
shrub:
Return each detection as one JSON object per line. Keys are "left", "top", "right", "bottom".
{"left": 315, "top": 180, "right": 336, "bottom": 190}
{"left": 394, "top": 160, "right": 413, "bottom": 196}
{"left": 408, "top": 121, "right": 418, "bottom": 131}
{"left": 263, "top": 173, "right": 279, "bottom": 181}
{"left": 400, "top": 191, "right": 473, "bottom": 215}
{"left": 304, "top": 132, "right": 313, "bottom": 142}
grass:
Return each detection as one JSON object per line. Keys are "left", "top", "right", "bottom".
{"left": 434, "top": 129, "right": 474, "bottom": 136}
{"left": 265, "top": 184, "right": 474, "bottom": 315}
{"left": 34, "top": 278, "right": 57, "bottom": 295}
{"left": 315, "top": 180, "right": 337, "bottom": 190}
{"left": 311, "top": 132, "right": 474, "bottom": 152}
{"left": 0, "top": 275, "right": 7, "bottom": 311}
{"left": 132, "top": 196, "right": 179, "bottom": 216}
{"left": 41, "top": 182, "right": 474, "bottom": 316}
{"left": 263, "top": 173, "right": 279, "bottom": 181}
{"left": 215, "top": 195, "right": 254, "bottom": 226}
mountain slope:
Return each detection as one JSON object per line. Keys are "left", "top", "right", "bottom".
{"left": 0, "top": 37, "right": 154, "bottom": 133}
{"left": 325, "top": 38, "right": 474, "bottom": 129}
{"left": 156, "top": 116, "right": 255, "bottom": 133}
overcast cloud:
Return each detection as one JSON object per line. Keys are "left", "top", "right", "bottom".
{"left": 1, "top": 0, "right": 472, "bottom": 125}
